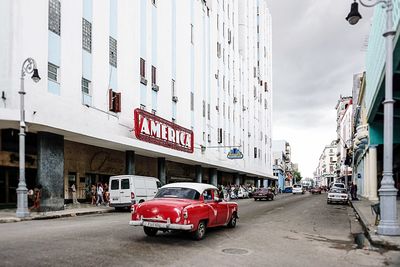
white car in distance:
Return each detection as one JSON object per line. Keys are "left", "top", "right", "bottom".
{"left": 292, "top": 184, "right": 305, "bottom": 194}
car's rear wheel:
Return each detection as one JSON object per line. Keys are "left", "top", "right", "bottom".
{"left": 192, "top": 221, "right": 207, "bottom": 240}
{"left": 227, "top": 213, "right": 237, "bottom": 228}
{"left": 143, "top": 227, "right": 158, "bottom": 237}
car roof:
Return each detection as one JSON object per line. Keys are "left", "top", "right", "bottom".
{"left": 161, "top": 182, "right": 218, "bottom": 193}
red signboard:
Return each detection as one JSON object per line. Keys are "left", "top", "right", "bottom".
{"left": 134, "top": 108, "right": 194, "bottom": 153}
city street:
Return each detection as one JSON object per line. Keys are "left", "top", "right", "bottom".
{"left": 0, "top": 193, "right": 399, "bottom": 267}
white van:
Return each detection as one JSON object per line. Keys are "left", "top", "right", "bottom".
{"left": 109, "top": 175, "right": 161, "bottom": 209}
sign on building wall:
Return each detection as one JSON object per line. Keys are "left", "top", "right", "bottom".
{"left": 227, "top": 148, "right": 243, "bottom": 159}
{"left": 134, "top": 108, "right": 194, "bottom": 153}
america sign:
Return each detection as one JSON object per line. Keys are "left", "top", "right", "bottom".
{"left": 134, "top": 109, "right": 194, "bottom": 153}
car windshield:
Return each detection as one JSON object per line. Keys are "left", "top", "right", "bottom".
{"left": 154, "top": 187, "right": 200, "bottom": 200}
{"left": 331, "top": 188, "right": 347, "bottom": 193}
{"left": 333, "top": 184, "right": 345, "bottom": 188}
{"left": 293, "top": 185, "right": 301, "bottom": 188}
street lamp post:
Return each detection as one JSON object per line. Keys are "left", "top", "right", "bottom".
{"left": 16, "top": 58, "right": 40, "bottom": 218}
{"left": 347, "top": 0, "right": 400, "bottom": 235}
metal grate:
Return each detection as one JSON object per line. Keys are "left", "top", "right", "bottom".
{"left": 109, "top": 36, "right": 117, "bottom": 67}
{"left": 82, "top": 18, "right": 92, "bottom": 53}
{"left": 48, "top": 62, "right": 59, "bottom": 82}
{"left": 48, "top": 0, "right": 61, "bottom": 35}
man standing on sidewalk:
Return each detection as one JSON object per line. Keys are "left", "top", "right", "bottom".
{"left": 96, "top": 183, "right": 104, "bottom": 206}
{"left": 71, "top": 183, "right": 80, "bottom": 205}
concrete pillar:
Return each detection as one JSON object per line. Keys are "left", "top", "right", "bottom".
{"left": 364, "top": 151, "right": 370, "bottom": 198}
{"left": 257, "top": 178, "right": 261, "bottom": 188}
{"left": 195, "top": 165, "right": 202, "bottom": 183}
{"left": 234, "top": 173, "right": 240, "bottom": 185}
{"left": 369, "top": 146, "right": 379, "bottom": 201}
{"left": 158, "top": 158, "right": 166, "bottom": 185}
{"left": 37, "top": 132, "right": 64, "bottom": 211}
{"left": 210, "top": 168, "right": 217, "bottom": 186}
{"left": 125, "top": 150, "right": 135, "bottom": 175}
{"left": 263, "top": 179, "right": 268, "bottom": 188}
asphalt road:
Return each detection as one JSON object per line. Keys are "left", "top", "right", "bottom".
{"left": 0, "top": 193, "right": 399, "bottom": 267}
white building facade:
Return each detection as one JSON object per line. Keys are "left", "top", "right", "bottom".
{"left": 315, "top": 140, "right": 337, "bottom": 187}
{"left": 0, "top": 0, "right": 274, "bottom": 209}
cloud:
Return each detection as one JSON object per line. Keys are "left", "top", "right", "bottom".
{"left": 268, "top": 0, "right": 373, "bottom": 177}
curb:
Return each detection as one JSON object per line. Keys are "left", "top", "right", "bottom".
{"left": 349, "top": 200, "right": 400, "bottom": 250}
{"left": 0, "top": 209, "right": 114, "bottom": 224}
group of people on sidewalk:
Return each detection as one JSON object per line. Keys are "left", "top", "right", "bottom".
{"left": 90, "top": 182, "right": 110, "bottom": 207}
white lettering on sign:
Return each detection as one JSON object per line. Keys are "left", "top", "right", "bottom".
{"left": 134, "top": 109, "right": 194, "bottom": 153}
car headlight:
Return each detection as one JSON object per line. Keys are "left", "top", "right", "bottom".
{"left": 183, "top": 209, "right": 188, "bottom": 219}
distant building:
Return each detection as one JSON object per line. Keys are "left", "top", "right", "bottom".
{"left": 315, "top": 140, "right": 338, "bottom": 186}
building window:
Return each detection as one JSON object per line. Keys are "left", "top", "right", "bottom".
{"left": 108, "top": 89, "right": 121, "bottom": 112}
{"left": 81, "top": 78, "right": 90, "bottom": 94}
{"left": 217, "top": 128, "right": 223, "bottom": 143}
{"left": 217, "top": 42, "right": 221, "bottom": 58}
{"left": 49, "top": 0, "right": 61, "bottom": 35}
{"left": 190, "top": 92, "right": 194, "bottom": 111}
{"left": 152, "top": 66, "right": 157, "bottom": 85}
{"left": 109, "top": 36, "right": 117, "bottom": 67}
{"left": 48, "top": 62, "right": 59, "bottom": 83}
{"left": 140, "top": 58, "right": 146, "bottom": 78}
{"left": 207, "top": 103, "right": 210, "bottom": 120}
{"left": 82, "top": 18, "right": 92, "bottom": 52}
{"left": 202, "top": 100, "right": 206, "bottom": 117}
{"left": 254, "top": 147, "right": 257, "bottom": 158}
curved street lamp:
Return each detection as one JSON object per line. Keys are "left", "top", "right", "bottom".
{"left": 16, "top": 58, "right": 40, "bottom": 218}
{"left": 346, "top": 0, "right": 400, "bottom": 236}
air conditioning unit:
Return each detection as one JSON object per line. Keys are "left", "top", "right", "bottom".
{"left": 172, "top": 96, "right": 178, "bottom": 102}
{"left": 152, "top": 84, "right": 159, "bottom": 92}
{"left": 140, "top": 76, "right": 148, "bottom": 86}
{"left": 233, "top": 97, "right": 238, "bottom": 103}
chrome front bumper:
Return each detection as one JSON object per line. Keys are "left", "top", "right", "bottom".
{"left": 129, "top": 218, "right": 194, "bottom": 230}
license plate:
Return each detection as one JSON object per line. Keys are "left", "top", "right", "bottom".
{"left": 113, "top": 198, "right": 118, "bottom": 201}
{"left": 145, "top": 222, "right": 160, "bottom": 228}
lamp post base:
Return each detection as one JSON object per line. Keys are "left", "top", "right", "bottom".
{"left": 377, "top": 186, "right": 400, "bottom": 236}
{"left": 16, "top": 187, "right": 29, "bottom": 218}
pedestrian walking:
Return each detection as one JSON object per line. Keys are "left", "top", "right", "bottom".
{"left": 30, "top": 184, "right": 42, "bottom": 211}
{"left": 91, "top": 184, "right": 97, "bottom": 205}
{"left": 96, "top": 183, "right": 104, "bottom": 206}
{"left": 70, "top": 183, "right": 80, "bottom": 205}
{"left": 353, "top": 183, "right": 358, "bottom": 200}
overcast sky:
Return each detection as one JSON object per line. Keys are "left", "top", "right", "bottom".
{"left": 267, "top": 0, "right": 373, "bottom": 177}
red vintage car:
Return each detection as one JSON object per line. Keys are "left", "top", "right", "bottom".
{"left": 129, "top": 182, "right": 238, "bottom": 240}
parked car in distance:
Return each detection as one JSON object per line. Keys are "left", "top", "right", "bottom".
{"left": 292, "top": 184, "right": 305, "bottom": 194}
{"left": 129, "top": 183, "right": 239, "bottom": 240}
{"left": 327, "top": 188, "right": 349, "bottom": 204}
{"left": 109, "top": 175, "right": 161, "bottom": 210}
{"left": 283, "top": 187, "right": 293, "bottom": 193}
{"left": 253, "top": 188, "right": 274, "bottom": 201}
{"left": 310, "top": 187, "right": 322, "bottom": 194}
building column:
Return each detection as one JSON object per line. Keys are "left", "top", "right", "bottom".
{"left": 37, "top": 132, "right": 64, "bottom": 211}
{"left": 125, "top": 150, "right": 135, "bottom": 175}
{"left": 234, "top": 173, "right": 240, "bottom": 185}
{"left": 195, "top": 165, "right": 202, "bottom": 183}
{"left": 369, "top": 146, "right": 379, "bottom": 201}
{"left": 210, "top": 168, "right": 217, "bottom": 186}
{"left": 158, "top": 158, "right": 166, "bottom": 185}
{"left": 364, "top": 151, "right": 370, "bottom": 199}
{"left": 257, "top": 178, "right": 261, "bottom": 188}
{"left": 263, "top": 179, "right": 269, "bottom": 188}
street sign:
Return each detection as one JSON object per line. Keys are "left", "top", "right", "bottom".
{"left": 227, "top": 148, "right": 243, "bottom": 159}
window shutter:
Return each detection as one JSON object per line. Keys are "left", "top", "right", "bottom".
{"left": 115, "top": 92, "right": 121, "bottom": 112}
{"left": 108, "top": 89, "right": 113, "bottom": 111}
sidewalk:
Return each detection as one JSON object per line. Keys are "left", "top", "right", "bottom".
{"left": 0, "top": 203, "right": 114, "bottom": 223}
{"left": 350, "top": 197, "right": 400, "bottom": 249}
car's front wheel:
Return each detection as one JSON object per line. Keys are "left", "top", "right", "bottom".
{"left": 143, "top": 227, "right": 158, "bottom": 237}
{"left": 227, "top": 213, "right": 237, "bottom": 228}
{"left": 192, "top": 221, "right": 207, "bottom": 240}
